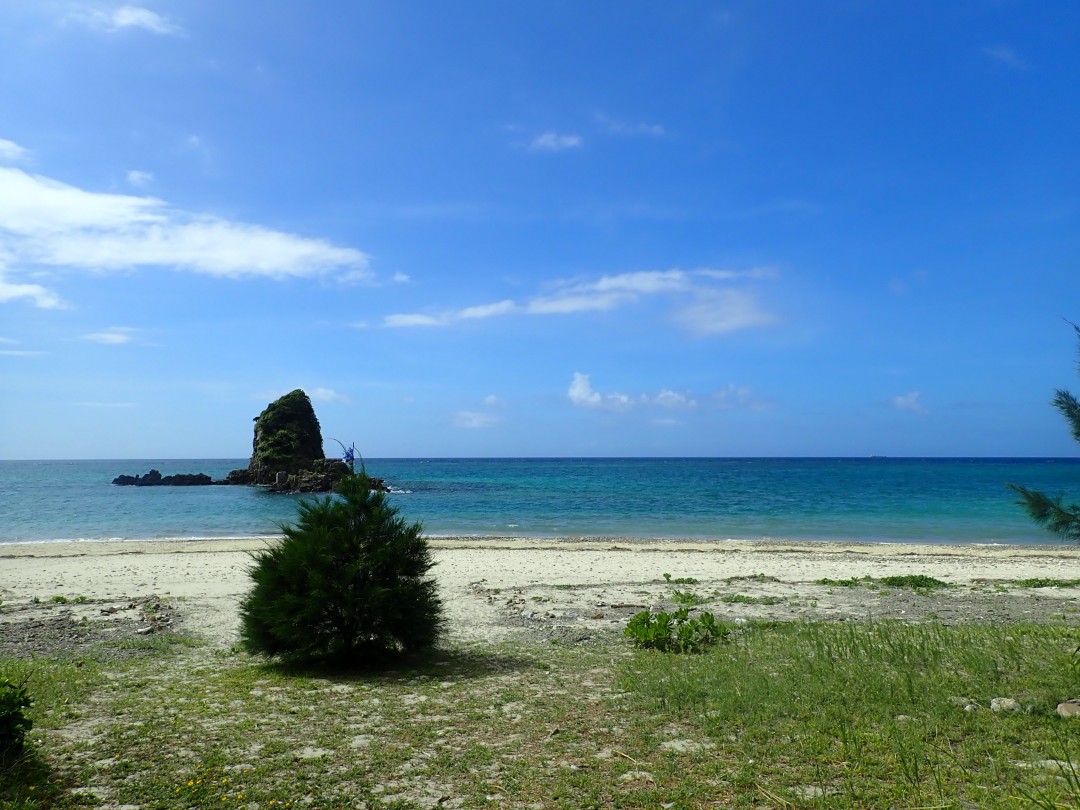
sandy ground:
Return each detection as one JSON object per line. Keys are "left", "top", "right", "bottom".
{"left": 4, "top": 537, "right": 1080, "bottom": 652}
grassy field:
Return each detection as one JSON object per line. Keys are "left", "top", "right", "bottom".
{"left": 4, "top": 616, "right": 1080, "bottom": 809}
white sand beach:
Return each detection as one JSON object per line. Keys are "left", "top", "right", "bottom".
{"left": 4, "top": 538, "right": 1080, "bottom": 649}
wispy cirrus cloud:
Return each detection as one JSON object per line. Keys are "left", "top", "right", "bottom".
{"left": 983, "top": 45, "right": 1025, "bottom": 70}
{"left": 595, "top": 113, "right": 666, "bottom": 138}
{"left": 383, "top": 266, "right": 779, "bottom": 337}
{"left": 0, "top": 337, "right": 45, "bottom": 357}
{"left": 0, "top": 165, "right": 371, "bottom": 308}
{"left": 0, "top": 266, "right": 64, "bottom": 308}
{"left": 126, "top": 169, "right": 153, "bottom": 188}
{"left": 453, "top": 411, "right": 501, "bottom": 429}
{"left": 67, "top": 5, "right": 182, "bottom": 36}
{"left": 529, "top": 132, "right": 583, "bottom": 152}
{"left": 82, "top": 326, "right": 137, "bottom": 345}
{"left": 0, "top": 138, "right": 29, "bottom": 165}
{"left": 892, "top": 391, "right": 929, "bottom": 415}
{"left": 309, "top": 387, "right": 350, "bottom": 404}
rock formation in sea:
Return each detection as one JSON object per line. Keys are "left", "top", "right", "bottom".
{"left": 114, "top": 389, "right": 386, "bottom": 493}
{"left": 111, "top": 470, "right": 213, "bottom": 486}
{"left": 224, "top": 389, "right": 351, "bottom": 492}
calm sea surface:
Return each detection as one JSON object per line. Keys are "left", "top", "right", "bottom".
{"left": 1, "top": 458, "right": 1078, "bottom": 546}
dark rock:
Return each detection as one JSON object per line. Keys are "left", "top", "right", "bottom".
{"left": 114, "top": 389, "right": 387, "bottom": 494}
{"left": 248, "top": 389, "right": 326, "bottom": 482}
{"left": 112, "top": 470, "right": 213, "bottom": 486}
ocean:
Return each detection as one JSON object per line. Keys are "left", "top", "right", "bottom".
{"left": 1, "top": 457, "right": 1077, "bottom": 546}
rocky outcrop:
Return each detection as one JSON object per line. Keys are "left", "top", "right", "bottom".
{"left": 113, "top": 389, "right": 385, "bottom": 494}
{"left": 247, "top": 389, "right": 326, "bottom": 481}
{"left": 112, "top": 470, "right": 213, "bottom": 486}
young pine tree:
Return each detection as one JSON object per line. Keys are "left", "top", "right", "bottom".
{"left": 240, "top": 471, "right": 443, "bottom": 664}
{"left": 1008, "top": 323, "right": 1080, "bottom": 542}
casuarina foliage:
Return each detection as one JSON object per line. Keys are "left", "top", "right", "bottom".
{"left": 1009, "top": 323, "right": 1080, "bottom": 542}
{"left": 240, "top": 470, "right": 443, "bottom": 664}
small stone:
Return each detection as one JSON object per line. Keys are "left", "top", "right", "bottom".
{"left": 991, "top": 697, "right": 1021, "bottom": 713}
{"left": 659, "top": 739, "right": 714, "bottom": 754}
{"left": 618, "top": 770, "right": 655, "bottom": 783}
{"left": 1057, "top": 699, "right": 1080, "bottom": 718}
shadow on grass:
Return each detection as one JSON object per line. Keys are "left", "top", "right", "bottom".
{"left": 0, "top": 746, "right": 71, "bottom": 810}
{"left": 256, "top": 643, "right": 545, "bottom": 684}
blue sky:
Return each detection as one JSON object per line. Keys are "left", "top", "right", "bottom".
{"left": 1, "top": 1, "right": 1078, "bottom": 459}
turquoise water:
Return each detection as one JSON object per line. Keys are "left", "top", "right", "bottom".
{"left": 1, "top": 458, "right": 1078, "bottom": 545}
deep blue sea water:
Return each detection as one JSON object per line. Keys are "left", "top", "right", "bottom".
{"left": 1, "top": 458, "right": 1078, "bottom": 546}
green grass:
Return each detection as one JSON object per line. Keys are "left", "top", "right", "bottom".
{"left": 878, "top": 574, "right": 951, "bottom": 590}
{"left": 815, "top": 574, "right": 950, "bottom": 591}
{"left": 1008, "top": 577, "right": 1080, "bottom": 589}
{"left": 816, "top": 576, "right": 871, "bottom": 587}
{"left": 717, "top": 593, "right": 784, "bottom": 606}
{"left": 662, "top": 573, "right": 699, "bottom": 585}
{"left": 6, "top": 621, "right": 1080, "bottom": 808}
{"left": 619, "top": 620, "right": 1080, "bottom": 807}
{"left": 671, "top": 589, "right": 708, "bottom": 607}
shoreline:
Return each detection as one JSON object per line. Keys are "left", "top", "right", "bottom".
{"left": 2, "top": 535, "right": 1077, "bottom": 558}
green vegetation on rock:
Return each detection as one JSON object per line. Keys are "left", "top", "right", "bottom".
{"left": 249, "top": 389, "right": 325, "bottom": 475}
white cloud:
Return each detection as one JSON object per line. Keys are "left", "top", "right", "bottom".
{"left": 0, "top": 139, "right": 29, "bottom": 165}
{"left": 0, "top": 268, "right": 64, "bottom": 308}
{"left": 649, "top": 389, "right": 698, "bottom": 409}
{"left": 482, "top": 394, "right": 506, "bottom": 408}
{"left": 713, "top": 384, "right": 768, "bottom": 410}
{"left": 453, "top": 411, "right": 500, "bottom": 429}
{"left": 309, "top": 387, "right": 350, "bottom": 403}
{"left": 527, "top": 270, "right": 690, "bottom": 315}
{"left": 0, "top": 336, "right": 46, "bottom": 356}
{"left": 391, "top": 272, "right": 411, "bottom": 284}
{"left": 383, "top": 266, "right": 779, "bottom": 336}
{"left": 567, "top": 373, "right": 632, "bottom": 411}
{"left": 126, "top": 169, "right": 153, "bottom": 188}
{"left": 384, "top": 313, "right": 447, "bottom": 328}
{"left": 568, "top": 373, "right": 602, "bottom": 408}
{"left": 0, "top": 166, "right": 371, "bottom": 307}
{"left": 529, "top": 132, "right": 583, "bottom": 152}
{"left": 571, "top": 374, "right": 762, "bottom": 415}
{"left": 459, "top": 300, "right": 517, "bottom": 319}
{"left": 983, "top": 45, "right": 1025, "bottom": 70}
{"left": 597, "top": 114, "right": 666, "bottom": 138}
{"left": 892, "top": 391, "right": 929, "bottom": 415}
{"left": 82, "top": 327, "right": 136, "bottom": 345}
{"left": 673, "top": 289, "right": 779, "bottom": 336}
{"left": 69, "top": 5, "right": 181, "bottom": 35}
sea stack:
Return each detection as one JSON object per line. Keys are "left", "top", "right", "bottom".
{"left": 225, "top": 389, "right": 349, "bottom": 492}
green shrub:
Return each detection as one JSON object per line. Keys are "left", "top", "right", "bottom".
{"left": 671, "top": 589, "right": 708, "bottom": 606}
{"left": 0, "top": 675, "right": 32, "bottom": 760}
{"left": 624, "top": 608, "right": 730, "bottom": 653}
{"left": 879, "top": 574, "right": 950, "bottom": 590}
{"left": 239, "top": 471, "right": 443, "bottom": 665}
